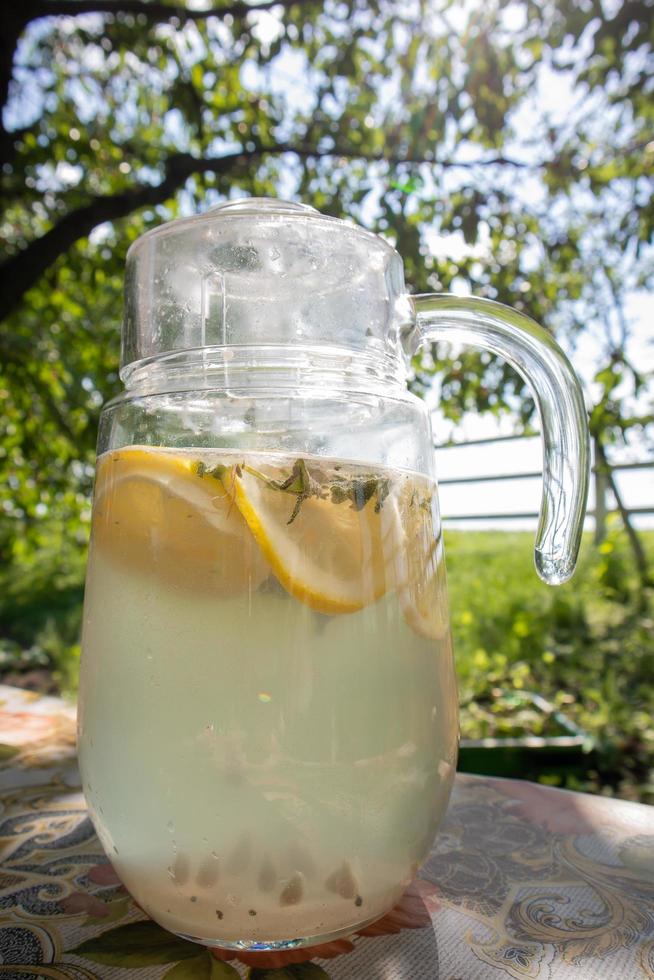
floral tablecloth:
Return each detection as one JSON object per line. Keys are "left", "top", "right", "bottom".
{"left": 0, "top": 683, "right": 653, "bottom": 979}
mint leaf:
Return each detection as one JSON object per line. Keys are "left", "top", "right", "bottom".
{"left": 73, "top": 920, "right": 200, "bottom": 966}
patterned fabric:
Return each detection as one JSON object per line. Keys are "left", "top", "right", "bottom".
{"left": 0, "top": 683, "right": 653, "bottom": 979}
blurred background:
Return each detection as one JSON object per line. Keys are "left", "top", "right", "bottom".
{"left": 1, "top": 0, "right": 652, "bottom": 800}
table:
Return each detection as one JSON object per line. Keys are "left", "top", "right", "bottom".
{"left": 0, "top": 683, "right": 652, "bottom": 979}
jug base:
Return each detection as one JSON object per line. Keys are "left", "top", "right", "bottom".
{"left": 177, "top": 910, "right": 387, "bottom": 953}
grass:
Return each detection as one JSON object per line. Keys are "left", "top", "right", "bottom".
{"left": 445, "top": 525, "right": 654, "bottom": 801}
{"left": 0, "top": 521, "right": 652, "bottom": 801}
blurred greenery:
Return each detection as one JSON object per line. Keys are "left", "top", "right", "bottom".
{"left": 0, "top": 0, "right": 652, "bottom": 798}
{"left": 0, "top": 513, "right": 86, "bottom": 694}
{"left": 447, "top": 525, "right": 654, "bottom": 803}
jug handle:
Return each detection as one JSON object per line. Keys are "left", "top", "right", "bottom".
{"left": 407, "top": 294, "right": 590, "bottom": 585}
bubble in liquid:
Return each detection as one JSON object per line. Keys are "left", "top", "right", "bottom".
{"left": 166, "top": 820, "right": 175, "bottom": 834}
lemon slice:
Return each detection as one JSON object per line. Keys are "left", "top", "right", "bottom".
{"left": 396, "top": 487, "right": 450, "bottom": 641}
{"left": 92, "top": 447, "right": 268, "bottom": 595}
{"left": 399, "top": 536, "right": 450, "bottom": 641}
{"left": 226, "top": 460, "right": 400, "bottom": 614}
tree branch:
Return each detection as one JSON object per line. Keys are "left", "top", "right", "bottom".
{"left": 0, "top": 149, "right": 249, "bottom": 322}
{"left": 29, "top": 0, "right": 309, "bottom": 23}
{"left": 0, "top": 142, "right": 533, "bottom": 323}
{"left": 286, "top": 143, "right": 531, "bottom": 170}
{"left": 596, "top": 439, "right": 652, "bottom": 590}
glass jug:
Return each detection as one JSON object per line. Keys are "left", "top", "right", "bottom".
{"left": 78, "top": 199, "right": 589, "bottom": 953}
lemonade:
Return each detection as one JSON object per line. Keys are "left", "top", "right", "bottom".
{"left": 78, "top": 446, "right": 458, "bottom": 948}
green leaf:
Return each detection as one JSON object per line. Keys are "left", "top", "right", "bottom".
{"left": 249, "top": 964, "right": 330, "bottom": 979}
{"left": 389, "top": 175, "right": 423, "bottom": 194}
{"left": 163, "top": 954, "right": 213, "bottom": 980}
{"left": 163, "top": 952, "right": 240, "bottom": 979}
{"left": 73, "top": 920, "right": 201, "bottom": 966}
{"left": 211, "top": 963, "right": 242, "bottom": 979}
{"left": 191, "top": 64, "right": 203, "bottom": 90}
